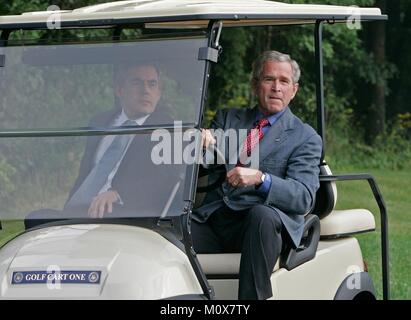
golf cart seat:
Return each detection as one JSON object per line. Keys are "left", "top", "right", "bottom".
{"left": 197, "top": 253, "right": 281, "bottom": 277}
{"left": 196, "top": 163, "right": 376, "bottom": 276}
{"left": 314, "top": 163, "right": 376, "bottom": 239}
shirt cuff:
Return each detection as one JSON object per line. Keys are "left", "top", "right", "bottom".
{"left": 256, "top": 172, "right": 271, "bottom": 197}
{"left": 115, "top": 192, "right": 124, "bottom": 206}
{"left": 99, "top": 183, "right": 111, "bottom": 194}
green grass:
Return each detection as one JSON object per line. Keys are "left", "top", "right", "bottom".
{"left": 0, "top": 220, "right": 25, "bottom": 247}
{"left": 0, "top": 169, "right": 409, "bottom": 300}
{"left": 333, "top": 168, "right": 411, "bottom": 300}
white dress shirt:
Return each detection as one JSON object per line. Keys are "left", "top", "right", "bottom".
{"left": 95, "top": 110, "right": 150, "bottom": 195}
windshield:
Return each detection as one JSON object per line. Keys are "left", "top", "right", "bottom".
{"left": 0, "top": 36, "right": 207, "bottom": 221}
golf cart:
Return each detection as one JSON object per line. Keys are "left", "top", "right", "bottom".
{"left": 0, "top": 0, "right": 389, "bottom": 300}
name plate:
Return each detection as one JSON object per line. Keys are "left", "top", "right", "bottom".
{"left": 12, "top": 271, "right": 101, "bottom": 284}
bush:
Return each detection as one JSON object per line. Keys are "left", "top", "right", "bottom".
{"left": 327, "top": 115, "right": 411, "bottom": 171}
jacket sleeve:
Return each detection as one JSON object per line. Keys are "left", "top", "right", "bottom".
{"left": 264, "top": 132, "right": 322, "bottom": 215}
{"left": 201, "top": 109, "right": 228, "bottom": 166}
{"left": 210, "top": 109, "right": 227, "bottom": 130}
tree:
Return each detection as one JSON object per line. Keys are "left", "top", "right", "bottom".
{"left": 361, "top": 0, "right": 388, "bottom": 144}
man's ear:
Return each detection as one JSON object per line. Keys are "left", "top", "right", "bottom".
{"left": 291, "top": 82, "right": 299, "bottom": 99}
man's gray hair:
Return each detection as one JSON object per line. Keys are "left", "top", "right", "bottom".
{"left": 252, "top": 50, "right": 301, "bottom": 84}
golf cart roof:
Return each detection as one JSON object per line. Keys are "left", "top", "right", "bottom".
{"left": 0, "top": 0, "right": 387, "bottom": 30}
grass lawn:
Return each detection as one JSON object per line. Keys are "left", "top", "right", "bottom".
{"left": 0, "top": 169, "right": 409, "bottom": 300}
{"left": 333, "top": 168, "right": 411, "bottom": 300}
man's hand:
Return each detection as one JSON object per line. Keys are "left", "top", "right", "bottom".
{"left": 201, "top": 129, "right": 216, "bottom": 149}
{"left": 227, "top": 167, "right": 263, "bottom": 188}
{"left": 88, "top": 190, "right": 120, "bottom": 218}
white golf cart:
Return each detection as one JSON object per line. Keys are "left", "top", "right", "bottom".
{"left": 0, "top": 0, "right": 389, "bottom": 300}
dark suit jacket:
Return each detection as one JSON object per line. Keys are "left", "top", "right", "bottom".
{"left": 66, "top": 107, "right": 183, "bottom": 217}
{"left": 193, "top": 107, "right": 322, "bottom": 247}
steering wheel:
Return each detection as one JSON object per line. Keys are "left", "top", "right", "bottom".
{"left": 196, "top": 145, "right": 227, "bottom": 193}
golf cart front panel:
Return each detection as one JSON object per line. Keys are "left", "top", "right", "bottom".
{"left": 0, "top": 224, "right": 202, "bottom": 299}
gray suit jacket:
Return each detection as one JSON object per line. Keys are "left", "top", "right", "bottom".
{"left": 193, "top": 107, "right": 322, "bottom": 247}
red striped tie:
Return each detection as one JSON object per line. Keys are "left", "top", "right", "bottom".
{"left": 237, "top": 118, "right": 270, "bottom": 166}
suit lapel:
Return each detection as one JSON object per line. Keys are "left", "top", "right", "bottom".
{"left": 258, "top": 107, "right": 294, "bottom": 163}
{"left": 226, "top": 108, "right": 257, "bottom": 171}
{"left": 226, "top": 107, "right": 295, "bottom": 168}
{"left": 87, "top": 108, "right": 121, "bottom": 164}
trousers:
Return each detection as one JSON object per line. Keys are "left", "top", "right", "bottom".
{"left": 191, "top": 204, "right": 283, "bottom": 300}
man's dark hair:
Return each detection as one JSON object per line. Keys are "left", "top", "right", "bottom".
{"left": 113, "top": 63, "right": 161, "bottom": 86}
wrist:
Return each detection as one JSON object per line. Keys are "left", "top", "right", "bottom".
{"left": 108, "top": 189, "right": 119, "bottom": 199}
{"left": 256, "top": 171, "right": 265, "bottom": 186}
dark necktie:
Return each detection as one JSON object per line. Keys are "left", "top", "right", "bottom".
{"left": 237, "top": 118, "right": 270, "bottom": 166}
{"left": 66, "top": 119, "right": 135, "bottom": 207}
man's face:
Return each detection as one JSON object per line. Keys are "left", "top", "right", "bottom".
{"left": 116, "top": 65, "right": 161, "bottom": 119}
{"left": 253, "top": 60, "right": 299, "bottom": 116}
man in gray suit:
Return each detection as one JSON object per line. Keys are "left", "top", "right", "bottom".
{"left": 193, "top": 51, "right": 322, "bottom": 300}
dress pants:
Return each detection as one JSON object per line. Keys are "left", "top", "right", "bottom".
{"left": 191, "top": 204, "right": 283, "bottom": 300}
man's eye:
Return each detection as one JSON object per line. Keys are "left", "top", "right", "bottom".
{"left": 132, "top": 80, "right": 144, "bottom": 86}
{"left": 131, "top": 80, "right": 158, "bottom": 87}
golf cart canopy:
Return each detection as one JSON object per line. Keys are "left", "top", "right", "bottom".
{"left": 0, "top": 0, "right": 387, "bottom": 30}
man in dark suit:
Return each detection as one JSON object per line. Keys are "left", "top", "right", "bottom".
{"left": 193, "top": 51, "right": 322, "bottom": 300}
{"left": 65, "top": 64, "right": 172, "bottom": 218}
{"left": 25, "top": 63, "right": 180, "bottom": 227}
{"left": 66, "top": 63, "right": 187, "bottom": 219}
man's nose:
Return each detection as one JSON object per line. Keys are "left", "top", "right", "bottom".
{"left": 140, "top": 81, "right": 150, "bottom": 93}
{"left": 135, "top": 80, "right": 151, "bottom": 93}
{"left": 271, "top": 80, "right": 281, "bottom": 91}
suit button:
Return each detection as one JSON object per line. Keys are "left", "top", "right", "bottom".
{"left": 223, "top": 196, "right": 229, "bottom": 203}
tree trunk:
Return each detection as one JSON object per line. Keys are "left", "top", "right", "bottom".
{"left": 365, "top": 0, "right": 387, "bottom": 145}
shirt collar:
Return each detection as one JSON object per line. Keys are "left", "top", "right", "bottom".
{"left": 117, "top": 109, "right": 150, "bottom": 126}
{"left": 255, "top": 107, "right": 287, "bottom": 126}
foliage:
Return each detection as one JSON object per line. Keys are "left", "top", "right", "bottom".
{"left": 0, "top": 157, "right": 16, "bottom": 197}
{"left": 207, "top": 0, "right": 396, "bottom": 126}
{"left": 327, "top": 115, "right": 411, "bottom": 170}
{"left": 398, "top": 113, "right": 411, "bottom": 133}
{"left": 205, "top": 0, "right": 405, "bottom": 170}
